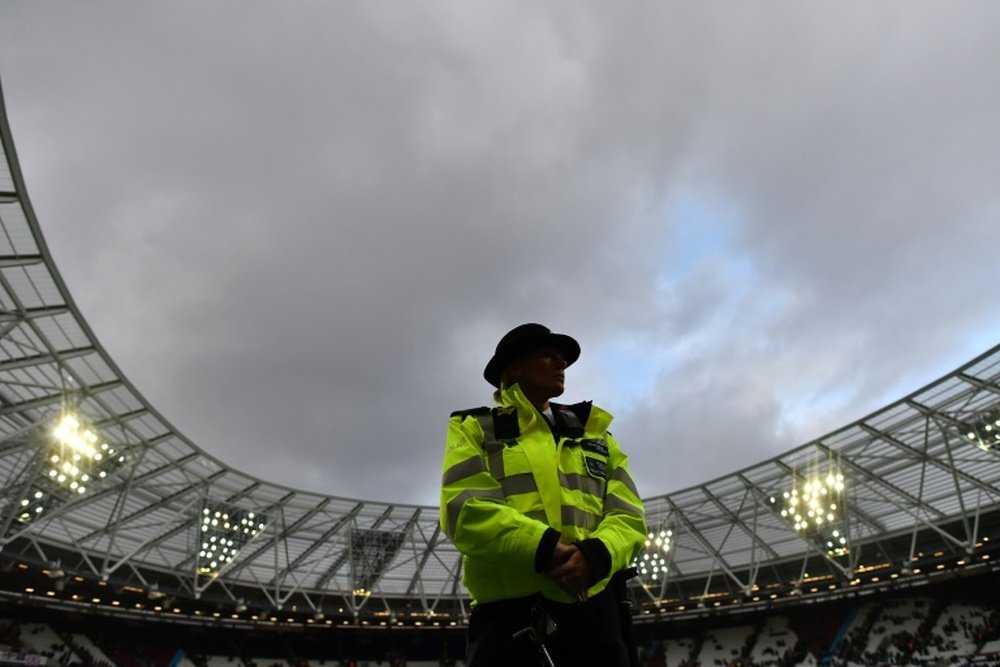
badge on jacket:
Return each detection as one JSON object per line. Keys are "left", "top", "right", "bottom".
{"left": 584, "top": 456, "right": 608, "bottom": 479}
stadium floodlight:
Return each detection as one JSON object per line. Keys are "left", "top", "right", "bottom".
{"left": 963, "top": 408, "right": 1000, "bottom": 452}
{"left": 16, "top": 410, "right": 127, "bottom": 525}
{"left": 196, "top": 503, "right": 267, "bottom": 576}
{"left": 631, "top": 527, "right": 672, "bottom": 583}
{"left": 769, "top": 466, "right": 850, "bottom": 558}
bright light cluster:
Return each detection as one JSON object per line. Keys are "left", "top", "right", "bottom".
{"left": 632, "top": 528, "right": 672, "bottom": 582}
{"left": 780, "top": 474, "right": 844, "bottom": 531}
{"left": 54, "top": 415, "right": 100, "bottom": 457}
{"left": 965, "top": 409, "right": 1000, "bottom": 452}
{"left": 17, "top": 412, "right": 125, "bottom": 524}
{"left": 197, "top": 504, "right": 267, "bottom": 574}
{"left": 770, "top": 471, "right": 849, "bottom": 557}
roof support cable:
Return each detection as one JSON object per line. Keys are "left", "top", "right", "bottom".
{"left": 99, "top": 442, "right": 152, "bottom": 577}
{"left": 795, "top": 554, "right": 810, "bottom": 591}
{"left": 0, "top": 255, "right": 44, "bottom": 269}
{"left": 270, "top": 504, "right": 286, "bottom": 605}
{"left": 667, "top": 497, "right": 747, "bottom": 593}
{"left": 101, "top": 496, "right": 202, "bottom": 579}
{"left": 907, "top": 415, "right": 932, "bottom": 573}
{"left": 264, "top": 498, "right": 331, "bottom": 591}
{"left": 828, "top": 450, "right": 967, "bottom": 552}
{"left": 233, "top": 501, "right": 363, "bottom": 586}
{"left": 27, "top": 535, "right": 51, "bottom": 566}
{"left": 809, "top": 446, "right": 914, "bottom": 531}
{"left": 733, "top": 474, "right": 785, "bottom": 562}
{"left": 0, "top": 417, "right": 50, "bottom": 455}
{"left": 0, "top": 346, "right": 92, "bottom": 374}
{"left": 971, "top": 488, "right": 984, "bottom": 555}
{"left": 253, "top": 498, "right": 331, "bottom": 587}
{"left": 75, "top": 450, "right": 199, "bottom": 542}
{"left": 103, "top": 470, "right": 226, "bottom": 556}
{"left": 406, "top": 521, "right": 441, "bottom": 597}
{"left": 859, "top": 420, "right": 1000, "bottom": 507}
{"left": 711, "top": 480, "right": 782, "bottom": 595}
{"left": 0, "top": 306, "right": 71, "bottom": 324}
{"left": 0, "top": 453, "right": 48, "bottom": 544}
{"left": 957, "top": 371, "right": 1000, "bottom": 397}
{"left": 748, "top": 498, "right": 762, "bottom": 595}
{"left": 939, "top": 423, "right": 974, "bottom": 550}
{"left": 0, "top": 381, "right": 121, "bottom": 419}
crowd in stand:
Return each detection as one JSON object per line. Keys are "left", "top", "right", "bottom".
{"left": 638, "top": 629, "right": 808, "bottom": 667}
{"left": 0, "top": 611, "right": 449, "bottom": 667}
{"left": 830, "top": 599, "right": 1000, "bottom": 666}
{"left": 5, "top": 609, "right": 1000, "bottom": 667}
{"left": 4, "top": 579, "right": 1000, "bottom": 667}
{"left": 0, "top": 621, "right": 118, "bottom": 667}
{"left": 633, "top": 590, "right": 1000, "bottom": 667}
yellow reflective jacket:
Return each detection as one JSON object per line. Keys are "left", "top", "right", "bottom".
{"left": 440, "top": 384, "right": 646, "bottom": 605}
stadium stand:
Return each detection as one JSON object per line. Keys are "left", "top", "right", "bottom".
{"left": 12, "top": 579, "right": 996, "bottom": 666}
{"left": 633, "top": 576, "right": 1000, "bottom": 666}
{"left": 747, "top": 616, "right": 795, "bottom": 666}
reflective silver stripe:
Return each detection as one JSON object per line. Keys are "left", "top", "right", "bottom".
{"left": 488, "top": 450, "right": 505, "bottom": 479}
{"left": 474, "top": 414, "right": 504, "bottom": 455}
{"left": 559, "top": 472, "right": 605, "bottom": 498}
{"left": 500, "top": 472, "right": 538, "bottom": 497}
{"left": 442, "top": 456, "right": 487, "bottom": 486}
{"left": 609, "top": 467, "right": 639, "bottom": 498}
{"left": 525, "top": 510, "right": 548, "bottom": 523}
{"left": 446, "top": 487, "right": 505, "bottom": 537}
{"left": 604, "top": 494, "right": 644, "bottom": 518}
{"left": 562, "top": 506, "right": 600, "bottom": 531}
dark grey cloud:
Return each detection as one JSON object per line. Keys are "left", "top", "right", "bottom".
{"left": 1, "top": 2, "right": 998, "bottom": 505}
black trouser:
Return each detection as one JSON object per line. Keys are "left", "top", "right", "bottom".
{"left": 466, "top": 587, "right": 629, "bottom": 667}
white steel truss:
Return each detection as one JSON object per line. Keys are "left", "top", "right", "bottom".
{"left": 1, "top": 79, "right": 999, "bottom": 622}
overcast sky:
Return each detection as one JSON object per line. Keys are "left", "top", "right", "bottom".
{"left": 1, "top": 2, "right": 998, "bottom": 506}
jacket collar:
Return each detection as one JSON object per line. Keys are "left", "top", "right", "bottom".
{"left": 495, "top": 384, "right": 614, "bottom": 435}
{"left": 496, "top": 383, "right": 543, "bottom": 435}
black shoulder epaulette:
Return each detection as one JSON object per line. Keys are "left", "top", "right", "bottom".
{"left": 450, "top": 406, "right": 491, "bottom": 420}
{"left": 490, "top": 406, "right": 521, "bottom": 440}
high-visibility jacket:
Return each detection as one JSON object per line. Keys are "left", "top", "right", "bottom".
{"left": 440, "top": 383, "right": 646, "bottom": 605}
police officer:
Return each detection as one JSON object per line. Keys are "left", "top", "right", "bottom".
{"left": 440, "top": 323, "right": 647, "bottom": 666}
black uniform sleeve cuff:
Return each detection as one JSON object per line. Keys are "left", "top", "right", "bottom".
{"left": 534, "top": 528, "right": 562, "bottom": 572}
{"left": 574, "top": 538, "right": 612, "bottom": 585}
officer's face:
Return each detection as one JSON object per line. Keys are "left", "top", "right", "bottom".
{"left": 508, "top": 347, "right": 567, "bottom": 403}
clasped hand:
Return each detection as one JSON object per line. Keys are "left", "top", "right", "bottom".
{"left": 547, "top": 542, "right": 592, "bottom": 602}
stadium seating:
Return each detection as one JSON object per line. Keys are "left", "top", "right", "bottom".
{"left": 1, "top": 573, "right": 1000, "bottom": 666}
{"left": 748, "top": 616, "right": 795, "bottom": 666}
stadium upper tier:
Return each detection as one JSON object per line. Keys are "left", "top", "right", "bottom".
{"left": 1, "top": 80, "right": 999, "bottom": 624}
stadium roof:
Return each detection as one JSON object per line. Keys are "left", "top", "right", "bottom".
{"left": 1, "top": 79, "right": 999, "bottom": 623}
